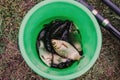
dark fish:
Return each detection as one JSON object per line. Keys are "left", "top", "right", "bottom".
{"left": 43, "top": 20, "right": 64, "bottom": 52}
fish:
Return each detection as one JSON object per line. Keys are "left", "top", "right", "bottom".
{"left": 43, "top": 20, "right": 72, "bottom": 53}
{"left": 69, "top": 30, "right": 82, "bottom": 52}
{"left": 51, "top": 59, "right": 74, "bottom": 69}
{"left": 52, "top": 39, "right": 82, "bottom": 60}
{"left": 43, "top": 20, "right": 67, "bottom": 52}
{"left": 38, "top": 41, "right": 52, "bottom": 66}
{"left": 37, "top": 20, "right": 83, "bottom": 69}
{"left": 69, "top": 25, "right": 83, "bottom": 55}
{"left": 38, "top": 41, "right": 69, "bottom": 66}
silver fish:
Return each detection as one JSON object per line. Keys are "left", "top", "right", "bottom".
{"left": 38, "top": 41, "right": 68, "bottom": 66}
{"left": 69, "top": 31, "right": 82, "bottom": 52}
{"left": 69, "top": 25, "right": 82, "bottom": 52}
{"left": 52, "top": 39, "right": 82, "bottom": 60}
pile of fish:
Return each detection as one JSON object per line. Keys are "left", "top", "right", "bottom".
{"left": 37, "top": 20, "right": 83, "bottom": 69}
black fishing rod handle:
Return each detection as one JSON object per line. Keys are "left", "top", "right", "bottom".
{"left": 96, "top": 13, "right": 120, "bottom": 40}
{"left": 106, "top": 23, "right": 120, "bottom": 39}
{"left": 77, "top": 0, "right": 120, "bottom": 39}
{"left": 93, "top": 11, "right": 120, "bottom": 39}
{"left": 102, "top": 0, "right": 120, "bottom": 16}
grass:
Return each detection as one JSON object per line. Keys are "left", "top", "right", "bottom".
{"left": 0, "top": 0, "right": 120, "bottom": 80}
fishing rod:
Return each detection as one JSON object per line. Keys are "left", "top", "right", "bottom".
{"left": 102, "top": 0, "right": 120, "bottom": 16}
{"left": 77, "top": 0, "right": 120, "bottom": 40}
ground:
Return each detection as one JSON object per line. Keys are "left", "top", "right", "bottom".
{"left": 0, "top": 0, "right": 120, "bottom": 80}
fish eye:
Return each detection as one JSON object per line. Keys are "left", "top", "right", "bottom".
{"left": 52, "top": 40, "right": 56, "bottom": 44}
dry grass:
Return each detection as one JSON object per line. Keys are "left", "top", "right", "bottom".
{"left": 0, "top": 0, "right": 120, "bottom": 80}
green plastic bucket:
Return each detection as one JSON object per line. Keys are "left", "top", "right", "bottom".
{"left": 18, "top": 0, "right": 102, "bottom": 79}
